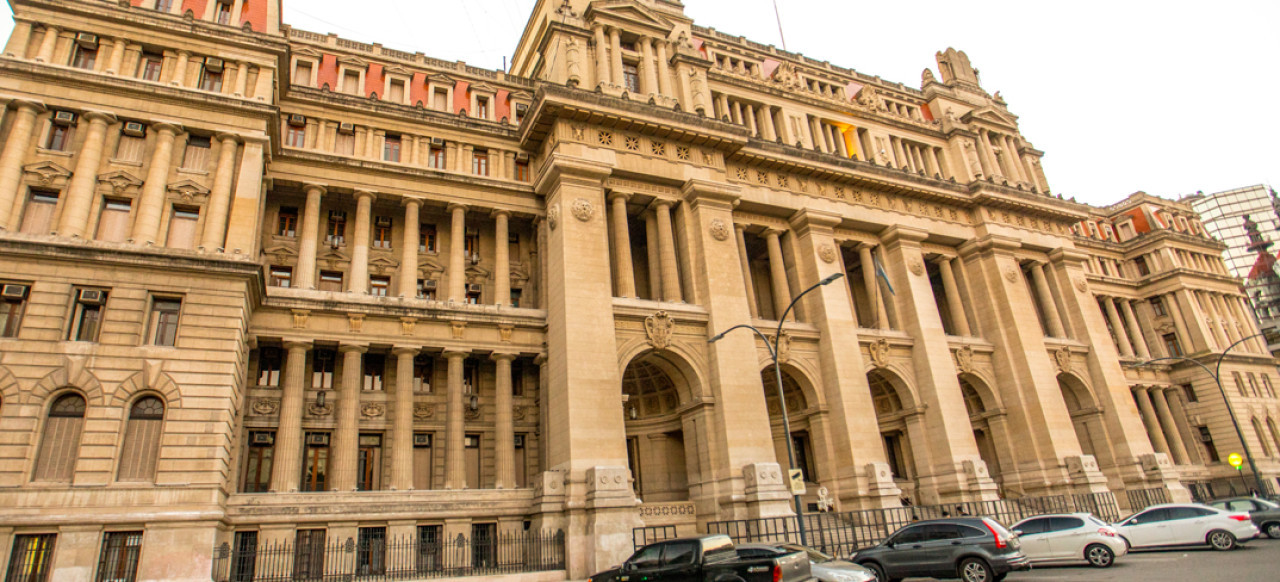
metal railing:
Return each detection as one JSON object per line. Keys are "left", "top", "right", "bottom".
{"left": 1071, "top": 492, "right": 1122, "bottom": 522}
{"left": 1186, "top": 482, "right": 1218, "bottom": 504}
{"left": 633, "top": 526, "right": 677, "bottom": 551}
{"left": 1125, "top": 487, "right": 1170, "bottom": 512}
{"left": 211, "top": 530, "right": 564, "bottom": 582}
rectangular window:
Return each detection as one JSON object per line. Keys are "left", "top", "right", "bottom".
{"left": 413, "top": 437, "right": 434, "bottom": 492}
{"left": 792, "top": 432, "right": 815, "bottom": 482}
{"left": 199, "top": 68, "right": 223, "bottom": 92}
{"left": 1182, "top": 383, "right": 1198, "bottom": 403}
{"left": 388, "top": 80, "right": 405, "bottom": 103}
{"left": 45, "top": 124, "right": 74, "bottom": 151}
{"left": 1162, "top": 333, "right": 1182, "bottom": 357}
{"left": 138, "top": 53, "right": 163, "bottom": 82}
{"left": 19, "top": 190, "right": 58, "bottom": 234}
{"left": 1, "top": 284, "right": 27, "bottom": 338}
{"left": 511, "top": 361, "right": 524, "bottom": 396}
{"left": 215, "top": 2, "right": 232, "bottom": 25}
{"left": 413, "top": 355, "right": 433, "bottom": 392}
{"left": 1199, "top": 426, "right": 1220, "bottom": 463}
{"left": 69, "top": 289, "right": 107, "bottom": 342}
{"left": 369, "top": 276, "right": 390, "bottom": 297}
{"left": 286, "top": 125, "right": 306, "bottom": 148}
{"left": 464, "top": 230, "right": 480, "bottom": 263}
{"left": 623, "top": 63, "right": 640, "bottom": 93}
{"left": 463, "top": 360, "right": 479, "bottom": 395}
{"left": 514, "top": 433, "right": 527, "bottom": 487}
{"left": 8, "top": 534, "right": 57, "bottom": 582}
{"left": 277, "top": 207, "right": 298, "bottom": 237}
{"left": 476, "top": 97, "right": 489, "bottom": 119}
{"left": 318, "top": 271, "right": 343, "bottom": 292}
{"left": 465, "top": 288, "right": 481, "bottom": 305}
{"left": 416, "top": 279, "right": 437, "bottom": 301}
{"left": 514, "top": 161, "right": 530, "bottom": 182}
{"left": 257, "top": 347, "right": 282, "bottom": 386}
{"left": 71, "top": 45, "right": 98, "bottom": 71}
{"left": 363, "top": 353, "right": 385, "bottom": 391}
{"left": 149, "top": 297, "right": 182, "bottom": 347}
{"left": 465, "top": 435, "right": 481, "bottom": 489}
{"left": 293, "top": 530, "right": 326, "bottom": 580}
{"left": 326, "top": 211, "right": 346, "bottom": 245}
{"left": 470, "top": 523, "right": 495, "bottom": 569}
{"left": 301, "top": 433, "right": 329, "bottom": 492}
{"left": 510, "top": 288, "right": 522, "bottom": 308}
{"left": 514, "top": 103, "right": 527, "bottom": 125}
{"left": 165, "top": 207, "right": 199, "bottom": 249}
{"left": 419, "top": 224, "right": 437, "bottom": 252}
{"left": 230, "top": 531, "right": 258, "bottom": 581}
{"left": 357, "top": 435, "right": 382, "bottom": 492}
{"left": 335, "top": 131, "right": 355, "bottom": 156}
{"left": 293, "top": 61, "right": 313, "bottom": 85}
{"left": 182, "top": 135, "right": 211, "bottom": 170}
{"left": 342, "top": 70, "right": 361, "bottom": 95}
{"left": 242, "top": 431, "right": 274, "bottom": 493}
{"left": 433, "top": 88, "right": 448, "bottom": 111}
{"left": 95, "top": 531, "right": 143, "bottom": 582}
{"left": 156, "top": 0, "right": 174, "bottom": 12}
{"left": 356, "top": 527, "right": 387, "bottom": 576}
{"left": 114, "top": 135, "right": 145, "bottom": 163}
{"left": 312, "top": 349, "right": 335, "bottom": 389}
{"left": 383, "top": 135, "right": 401, "bottom": 162}
{"left": 472, "top": 150, "right": 488, "bottom": 176}
{"left": 428, "top": 146, "right": 446, "bottom": 169}
{"left": 269, "top": 266, "right": 292, "bottom": 288}
{"left": 1150, "top": 297, "right": 1166, "bottom": 317}
{"left": 373, "top": 217, "right": 392, "bottom": 248}
{"left": 1134, "top": 256, "right": 1149, "bottom": 277}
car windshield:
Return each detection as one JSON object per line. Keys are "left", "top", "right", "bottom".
{"left": 780, "top": 544, "right": 833, "bottom": 563}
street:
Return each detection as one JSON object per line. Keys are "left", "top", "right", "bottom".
{"left": 903, "top": 537, "right": 1280, "bottom": 581}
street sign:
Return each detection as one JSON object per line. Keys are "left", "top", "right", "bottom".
{"left": 788, "top": 469, "right": 806, "bottom": 495}
{"left": 1227, "top": 453, "right": 1244, "bottom": 469}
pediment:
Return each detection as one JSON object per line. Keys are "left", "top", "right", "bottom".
{"left": 319, "top": 247, "right": 348, "bottom": 262}
{"left": 963, "top": 106, "right": 1018, "bottom": 130}
{"left": 470, "top": 82, "right": 497, "bottom": 94}
{"left": 263, "top": 245, "right": 299, "bottom": 259}
{"left": 23, "top": 161, "right": 72, "bottom": 180}
{"left": 428, "top": 73, "right": 455, "bottom": 84}
{"left": 383, "top": 65, "right": 411, "bottom": 76}
{"left": 97, "top": 170, "right": 144, "bottom": 195}
{"left": 293, "top": 47, "right": 323, "bottom": 58}
{"left": 588, "top": 1, "right": 675, "bottom": 34}
{"left": 336, "top": 55, "right": 368, "bottom": 68}
{"left": 368, "top": 255, "right": 400, "bottom": 276}
{"left": 166, "top": 180, "right": 211, "bottom": 196}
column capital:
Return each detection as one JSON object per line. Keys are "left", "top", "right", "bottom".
{"left": 651, "top": 198, "right": 676, "bottom": 210}
{"left": 490, "top": 207, "right": 511, "bottom": 219}
{"left": 338, "top": 344, "right": 368, "bottom": 355}
{"left": 931, "top": 254, "right": 958, "bottom": 265}
{"left": 607, "top": 191, "right": 632, "bottom": 203}
{"left": 214, "top": 131, "right": 242, "bottom": 145}
{"left": 391, "top": 345, "right": 421, "bottom": 357}
{"left": 80, "top": 111, "right": 117, "bottom": 125}
{"left": 303, "top": 183, "right": 328, "bottom": 196}
{"left": 491, "top": 352, "right": 518, "bottom": 362}
{"left": 401, "top": 196, "right": 422, "bottom": 209}
{"left": 282, "top": 339, "right": 313, "bottom": 351}
{"left": 762, "top": 227, "right": 786, "bottom": 239}
{"left": 443, "top": 348, "right": 470, "bottom": 360}
{"left": 446, "top": 202, "right": 468, "bottom": 214}
{"left": 856, "top": 242, "right": 880, "bottom": 252}
{"left": 175, "top": 49, "right": 191, "bottom": 57}
{"left": 152, "top": 121, "right": 184, "bottom": 135}
{"left": 353, "top": 189, "right": 376, "bottom": 202}
{"left": 10, "top": 99, "right": 46, "bottom": 114}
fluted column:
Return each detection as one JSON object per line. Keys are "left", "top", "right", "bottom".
{"left": 106, "top": 38, "right": 127, "bottom": 75}
{"left": 3, "top": 21, "right": 32, "bottom": 58}
{"left": 443, "top": 349, "right": 467, "bottom": 489}
{"left": 171, "top": 50, "right": 190, "bottom": 86}
{"left": 654, "top": 200, "right": 681, "bottom": 302}
{"left": 1120, "top": 299, "right": 1152, "bottom": 359}
{"left": 390, "top": 346, "right": 418, "bottom": 490}
{"left": 655, "top": 40, "right": 671, "bottom": 96}
{"left": 1150, "top": 387, "right": 1190, "bottom": 465}
{"left": 974, "top": 130, "right": 995, "bottom": 178}
{"left": 1133, "top": 387, "right": 1170, "bottom": 455}
{"left": 859, "top": 244, "right": 889, "bottom": 330}
{"left": 938, "top": 257, "right": 971, "bottom": 336}
{"left": 130, "top": 123, "right": 181, "bottom": 245}
{"left": 198, "top": 134, "right": 240, "bottom": 250}
{"left": 593, "top": 26, "right": 609, "bottom": 87}
{"left": 399, "top": 199, "right": 421, "bottom": 297}
{"left": 764, "top": 229, "right": 792, "bottom": 320}
{"left": 608, "top": 28, "right": 623, "bottom": 87}
{"left": 736, "top": 225, "right": 758, "bottom": 318}
{"left": 0, "top": 102, "right": 42, "bottom": 230}
{"left": 1213, "top": 293, "right": 1240, "bottom": 344}
{"left": 1165, "top": 388, "right": 1201, "bottom": 463}
{"left": 347, "top": 190, "right": 374, "bottom": 293}
{"left": 233, "top": 62, "right": 249, "bottom": 97}
{"left": 296, "top": 184, "right": 325, "bottom": 289}
{"left": 639, "top": 37, "right": 658, "bottom": 94}
{"left": 1103, "top": 297, "right": 1135, "bottom": 357}
{"left": 1002, "top": 135, "right": 1026, "bottom": 183}
{"left": 447, "top": 203, "right": 467, "bottom": 302}
{"left": 1165, "top": 292, "right": 1194, "bottom": 354}
{"left": 56, "top": 112, "right": 114, "bottom": 238}
{"left": 608, "top": 193, "right": 636, "bottom": 297}
{"left": 34, "top": 26, "right": 57, "bottom": 63}
{"left": 493, "top": 353, "right": 516, "bottom": 489}
{"left": 1030, "top": 262, "right": 1066, "bottom": 338}
{"left": 494, "top": 209, "right": 511, "bottom": 306}
{"left": 270, "top": 341, "right": 310, "bottom": 492}
{"left": 330, "top": 346, "right": 365, "bottom": 491}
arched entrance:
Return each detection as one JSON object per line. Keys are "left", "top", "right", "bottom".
{"left": 1058, "top": 373, "right": 1101, "bottom": 460}
{"left": 761, "top": 366, "right": 818, "bottom": 486}
{"left": 621, "top": 352, "right": 699, "bottom": 503}
{"left": 867, "top": 369, "right": 922, "bottom": 501}
{"left": 959, "top": 374, "right": 1003, "bottom": 484}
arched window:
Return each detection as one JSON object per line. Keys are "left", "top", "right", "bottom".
{"left": 118, "top": 396, "right": 165, "bottom": 482}
{"left": 1253, "top": 418, "right": 1274, "bottom": 458}
{"left": 33, "top": 393, "right": 86, "bottom": 482}
{"left": 1269, "top": 418, "right": 1280, "bottom": 458}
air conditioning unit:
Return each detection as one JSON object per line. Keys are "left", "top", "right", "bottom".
{"left": 514, "top": 434, "right": 525, "bottom": 448}
{"left": 287, "top": 114, "right": 306, "bottom": 127}
{"left": 466, "top": 283, "right": 482, "bottom": 294}
{"left": 204, "top": 57, "right": 225, "bottom": 73}
{"left": 515, "top": 152, "right": 529, "bottom": 162}
{"left": 122, "top": 122, "right": 146, "bottom": 137}
{"left": 338, "top": 122, "right": 355, "bottom": 134}
{"left": 329, "top": 210, "right": 346, "bottom": 221}
{"left": 422, "top": 280, "right": 438, "bottom": 290}
{"left": 78, "top": 289, "right": 107, "bottom": 305}
{"left": 52, "top": 111, "right": 77, "bottom": 126}
{"left": 306, "top": 433, "right": 330, "bottom": 446}
{"left": 1, "top": 284, "right": 28, "bottom": 299}
{"left": 75, "top": 33, "right": 99, "bottom": 48}
{"left": 430, "top": 137, "right": 445, "bottom": 147}
{"left": 252, "top": 432, "right": 275, "bottom": 445}
{"left": 413, "top": 433, "right": 432, "bottom": 447}
{"left": 375, "top": 216, "right": 392, "bottom": 227}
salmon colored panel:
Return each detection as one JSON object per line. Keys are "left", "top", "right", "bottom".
{"left": 410, "top": 72, "right": 429, "bottom": 107}
{"left": 182, "top": 0, "right": 208, "bottom": 18}
{"left": 453, "top": 80, "right": 470, "bottom": 115}
{"left": 1126, "top": 208, "right": 1151, "bottom": 233}
{"left": 364, "top": 63, "right": 385, "bottom": 98}
{"left": 760, "top": 59, "right": 779, "bottom": 79}
{"left": 496, "top": 89, "right": 511, "bottom": 122}
{"left": 317, "top": 54, "right": 339, "bottom": 91}
{"left": 921, "top": 104, "right": 935, "bottom": 121}
{"left": 239, "top": 0, "right": 268, "bottom": 32}
{"left": 130, "top": 0, "right": 145, "bottom": 7}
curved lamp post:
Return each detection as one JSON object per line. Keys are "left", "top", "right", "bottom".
{"left": 708, "top": 271, "right": 845, "bottom": 547}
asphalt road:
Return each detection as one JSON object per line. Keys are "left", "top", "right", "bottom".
{"left": 902, "top": 536, "right": 1280, "bottom": 581}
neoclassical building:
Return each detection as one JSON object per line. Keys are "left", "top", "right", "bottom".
{"left": 0, "top": 0, "right": 1277, "bottom": 580}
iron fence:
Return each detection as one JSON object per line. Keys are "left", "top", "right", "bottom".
{"left": 1071, "top": 491, "right": 1122, "bottom": 522}
{"left": 632, "top": 526, "right": 677, "bottom": 550}
{"left": 1125, "top": 487, "right": 1170, "bottom": 512}
{"left": 211, "top": 529, "right": 564, "bottom": 582}
{"left": 1186, "top": 482, "right": 1217, "bottom": 504}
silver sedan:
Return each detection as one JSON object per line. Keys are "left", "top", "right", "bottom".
{"left": 736, "top": 542, "right": 877, "bottom": 582}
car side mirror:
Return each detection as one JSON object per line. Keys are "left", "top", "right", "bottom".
{"left": 622, "top": 563, "right": 634, "bottom": 572}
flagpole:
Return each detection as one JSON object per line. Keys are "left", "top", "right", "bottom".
{"left": 772, "top": 0, "right": 787, "bottom": 51}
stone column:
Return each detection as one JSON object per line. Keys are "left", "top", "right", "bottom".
{"left": 1231, "top": 296, "right": 1268, "bottom": 353}
{"left": 347, "top": 190, "right": 374, "bottom": 293}
{"left": 390, "top": 346, "right": 418, "bottom": 490}
{"left": 56, "top": 112, "right": 114, "bottom": 238}
{"left": 443, "top": 349, "right": 467, "bottom": 489}
{"left": 974, "top": 130, "right": 995, "bottom": 178}
{"left": 735, "top": 225, "right": 758, "bottom": 318}
{"left": 0, "top": 102, "right": 42, "bottom": 230}
{"left": 494, "top": 209, "right": 511, "bottom": 306}
{"left": 1198, "top": 291, "right": 1228, "bottom": 348}
{"left": 270, "top": 341, "right": 310, "bottom": 492}
{"left": 1165, "top": 293, "right": 1194, "bottom": 354}
{"left": 34, "top": 25, "right": 58, "bottom": 63}
{"left": 639, "top": 37, "right": 658, "bottom": 94}
{"left": 1132, "top": 387, "right": 1170, "bottom": 456}
{"left": 170, "top": 50, "right": 190, "bottom": 86}
{"left": 1002, "top": 135, "right": 1026, "bottom": 183}
{"left": 130, "top": 123, "right": 181, "bottom": 245}
{"left": 809, "top": 117, "right": 826, "bottom": 152}
{"left": 759, "top": 107, "right": 777, "bottom": 142}
{"left": 1030, "top": 263, "right": 1066, "bottom": 338}
{"left": 744, "top": 104, "right": 758, "bottom": 137}
{"left": 1212, "top": 293, "right": 1240, "bottom": 345}
{"left": 608, "top": 193, "right": 636, "bottom": 297}
{"left": 1103, "top": 297, "right": 1135, "bottom": 358}
{"left": 331, "top": 345, "right": 366, "bottom": 491}
{"left": 3, "top": 21, "right": 32, "bottom": 58}
{"left": 926, "top": 148, "right": 943, "bottom": 178}
{"left": 593, "top": 26, "right": 609, "bottom": 87}
{"left": 645, "top": 212, "right": 661, "bottom": 299}
{"left": 1174, "top": 290, "right": 1217, "bottom": 351}
{"left": 447, "top": 203, "right": 467, "bottom": 302}
{"left": 891, "top": 136, "right": 908, "bottom": 169}
{"left": 654, "top": 200, "right": 682, "bottom": 302}
{"left": 938, "top": 257, "right": 971, "bottom": 336}
{"left": 296, "top": 184, "right": 325, "bottom": 289}
{"left": 399, "top": 199, "right": 421, "bottom": 297}
{"left": 493, "top": 353, "right": 516, "bottom": 488}
{"left": 1150, "top": 388, "right": 1190, "bottom": 465}
{"left": 859, "top": 244, "right": 890, "bottom": 330}
{"left": 608, "top": 28, "right": 623, "bottom": 87}
{"left": 1165, "top": 388, "right": 1201, "bottom": 464}
{"left": 656, "top": 40, "right": 672, "bottom": 96}
{"left": 764, "top": 229, "right": 792, "bottom": 320}
{"left": 222, "top": 137, "right": 267, "bottom": 255}
{"left": 105, "top": 38, "right": 127, "bottom": 75}
{"left": 1120, "top": 300, "right": 1152, "bottom": 359}
{"left": 233, "top": 62, "right": 250, "bottom": 97}
{"left": 197, "top": 134, "right": 240, "bottom": 251}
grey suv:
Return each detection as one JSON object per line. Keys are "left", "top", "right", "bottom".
{"left": 851, "top": 518, "right": 1030, "bottom": 582}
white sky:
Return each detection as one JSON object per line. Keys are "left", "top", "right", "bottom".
{"left": 8, "top": 1, "right": 1279, "bottom": 206}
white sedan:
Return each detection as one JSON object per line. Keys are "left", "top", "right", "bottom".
{"left": 1113, "top": 503, "right": 1259, "bottom": 551}
{"left": 1011, "top": 513, "right": 1128, "bottom": 567}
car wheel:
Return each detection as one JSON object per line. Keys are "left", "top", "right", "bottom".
{"left": 1265, "top": 522, "right": 1280, "bottom": 539}
{"left": 861, "top": 561, "right": 895, "bottom": 582}
{"left": 958, "top": 558, "right": 993, "bottom": 582}
{"left": 1207, "top": 529, "right": 1237, "bottom": 551}
{"left": 1085, "top": 543, "right": 1114, "bottom": 567}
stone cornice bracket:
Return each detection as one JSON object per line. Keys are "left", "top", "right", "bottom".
{"left": 533, "top": 154, "right": 612, "bottom": 195}
{"left": 680, "top": 178, "right": 739, "bottom": 210}
{"left": 957, "top": 233, "right": 1021, "bottom": 258}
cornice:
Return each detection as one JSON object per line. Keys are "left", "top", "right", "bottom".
{"left": 281, "top": 86, "right": 522, "bottom": 139}
{"left": 16, "top": 0, "right": 290, "bottom": 55}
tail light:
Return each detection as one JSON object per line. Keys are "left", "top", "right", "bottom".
{"left": 982, "top": 519, "right": 1007, "bottom": 549}
{"left": 772, "top": 564, "right": 782, "bottom": 582}
{"left": 1097, "top": 527, "right": 1117, "bottom": 537}
{"left": 1229, "top": 515, "right": 1251, "bottom": 522}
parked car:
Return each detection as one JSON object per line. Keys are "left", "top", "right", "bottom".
{"left": 588, "top": 534, "right": 814, "bottom": 582}
{"left": 1206, "top": 497, "right": 1280, "bottom": 539}
{"left": 851, "top": 518, "right": 1030, "bottom": 582}
{"left": 1010, "top": 513, "right": 1127, "bottom": 567}
{"left": 1112, "top": 503, "right": 1259, "bottom": 551}
{"left": 736, "top": 543, "right": 877, "bottom": 582}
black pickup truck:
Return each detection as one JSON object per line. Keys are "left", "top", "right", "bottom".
{"left": 588, "top": 534, "right": 814, "bottom": 582}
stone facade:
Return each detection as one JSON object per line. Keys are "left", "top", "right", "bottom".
{"left": 0, "top": 0, "right": 1276, "bottom": 580}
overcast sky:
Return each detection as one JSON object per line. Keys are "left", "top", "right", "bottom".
{"left": 11, "top": 1, "right": 1279, "bottom": 206}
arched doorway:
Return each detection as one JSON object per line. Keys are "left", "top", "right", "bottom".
{"left": 761, "top": 366, "right": 818, "bottom": 486}
{"left": 959, "top": 375, "right": 1002, "bottom": 484}
{"left": 867, "top": 369, "right": 922, "bottom": 501}
{"left": 1058, "top": 373, "right": 1100, "bottom": 460}
{"left": 621, "top": 352, "right": 698, "bottom": 503}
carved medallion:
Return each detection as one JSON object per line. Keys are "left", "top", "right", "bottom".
{"left": 1054, "top": 346, "right": 1071, "bottom": 373}
{"left": 869, "top": 338, "right": 891, "bottom": 368}
{"left": 451, "top": 321, "right": 466, "bottom": 339}
{"left": 413, "top": 403, "right": 435, "bottom": 420}
{"left": 291, "top": 309, "right": 309, "bottom": 329}
{"left": 360, "top": 403, "right": 385, "bottom": 418}
{"left": 908, "top": 257, "right": 925, "bottom": 276}
{"left": 1003, "top": 266, "right": 1019, "bottom": 283}
{"left": 513, "top": 405, "right": 528, "bottom": 421}
{"left": 709, "top": 218, "right": 730, "bottom": 242}
{"left": 347, "top": 314, "right": 364, "bottom": 333}
{"left": 465, "top": 406, "right": 481, "bottom": 421}
{"left": 818, "top": 244, "right": 837, "bottom": 264}
{"left": 644, "top": 311, "right": 674, "bottom": 350}
{"left": 307, "top": 401, "right": 333, "bottom": 417}
{"left": 571, "top": 197, "right": 594, "bottom": 222}
{"left": 499, "top": 324, "right": 514, "bottom": 343}
{"left": 547, "top": 203, "right": 560, "bottom": 231}
{"left": 954, "top": 345, "right": 974, "bottom": 374}
{"left": 400, "top": 317, "right": 416, "bottom": 336}
{"left": 1073, "top": 275, "right": 1088, "bottom": 293}
{"left": 252, "top": 398, "right": 280, "bottom": 416}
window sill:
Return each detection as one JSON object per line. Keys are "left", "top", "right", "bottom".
{"left": 35, "top": 148, "right": 73, "bottom": 157}
{"left": 176, "top": 168, "right": 209, "bottom": 177}
{"left": 108, "top": 158, "right": 144, "bottom": 167}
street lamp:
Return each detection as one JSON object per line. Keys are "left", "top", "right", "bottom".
{"left": 709, "top": 271, "right": 845, "bottom": 547}
{"left": 1134, "top": 332, "right": 1269, "bottom": 496}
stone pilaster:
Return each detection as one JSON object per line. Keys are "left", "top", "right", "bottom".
{"left": 197, "top": 133, "right": 240, "bottom": 251}
{"left": 222, "top": 137, "right": 267, "bottom": 255}
{"left": 0, "top": 101, "right": 43, "bottom": 230}
{"left": 55, "top": 111, "right": 115, "bottom": 238}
